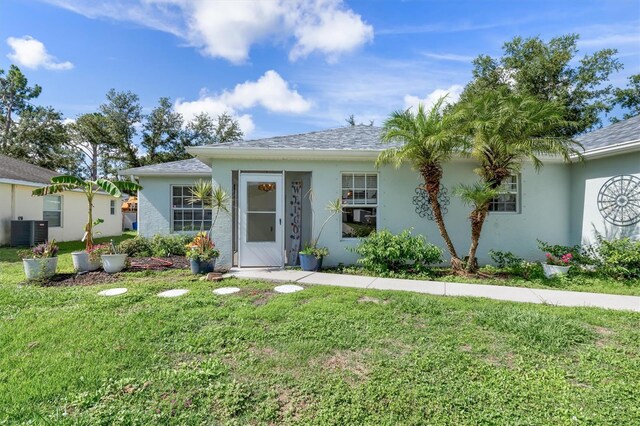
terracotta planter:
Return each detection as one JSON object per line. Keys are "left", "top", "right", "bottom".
{"left": 101, "top": 254, "right": 128, "bottom": 273}
{"left": 72, "top": 251, "right": 101, "bottom": 272}
{"left": 23, "top": 257, "right": 58, "bottom": 280}
{"left": 543, "top": 263, "right": 570, "bottom": 278}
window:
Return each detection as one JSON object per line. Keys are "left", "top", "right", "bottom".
{"left": 171, "top": 185, "right": 212, "bottom": 232}
{"left": 43, "top": 195, "right": 62, "bottom": 227}
{"left": 489, "top": 175, "right": 519, "bottom": 213}
{"left": 341, "top": 173, "right": 378, "bottom": 238}
{"left": 110, "top": 200, "right": 116, "bottom": 215}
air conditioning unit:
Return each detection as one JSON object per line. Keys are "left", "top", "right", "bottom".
{"left": 10, "top": 220, "right": 49, "bottom": 247}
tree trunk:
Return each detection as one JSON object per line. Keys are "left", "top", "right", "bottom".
{"left": 420, "top": 164, "right": 462, "bottom": 271}
{"left": 466, "top": 207, "right": 489, "bottom": 273}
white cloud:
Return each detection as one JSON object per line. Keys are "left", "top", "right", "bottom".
{"left": 174, "top": 70, "right": 311, "bottom": 136}
{"left": 422, "top": 52, "right": 474, "bottom": 63}
{"left": 42, "top": 0, "right": 373, "bottom": 63}
{"left": 404, "top": 84, "right": 464, "bottom": 111}
{"left": 6, "top": 36, "right": 73, "bottom": 70}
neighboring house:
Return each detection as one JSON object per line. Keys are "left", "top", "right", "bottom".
{"left": 0, "top": 155, "right": 123, "bottom": 245}
{"left": 120, "top": 116, "right": 640, "bottom": 269}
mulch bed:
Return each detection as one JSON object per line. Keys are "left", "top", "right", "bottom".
{"left": 38, "top": 256, "right": 189, "bottom": 287}
{"left": 128, "top": 255, "right": 190, "bottom": 270}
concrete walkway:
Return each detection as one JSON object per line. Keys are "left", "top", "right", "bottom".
{"left": 226, "top": 269, "right": 640, "bottom": 313}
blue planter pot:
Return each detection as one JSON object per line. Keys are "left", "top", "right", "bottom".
{"left": 190, "top": 258, "right": 216, "bottom": 274}
{"left": 299, "top": 253, "right": 323, "bottom": 271}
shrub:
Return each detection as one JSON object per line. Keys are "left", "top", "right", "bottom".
{"left": 118, "top": 237, "right": 152, "bottom": 257}
{"left": 596, "top": 237, "right": 640, "bottom": 279}
{"left": 349, "top": 229, "right": 442, "bottom": 274}
{"left": 488, "top": 249, "right": 543, "bottom": 279}
{"left": 150, "top": 234, "right": 192, "bottom": 257}
{"left": 537, "top": 240, "right": 595, "bottom": 265}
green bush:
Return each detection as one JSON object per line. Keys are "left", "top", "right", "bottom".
{"left": 349, "top": 229, "right": 442, "bottom": 274}
{"left": 537, "top": 240, "right": 596, "bottom": 265}
{"left": 150, "top": 234, "right": 192, "bottom": 257}
{"left": 597, "top": 237, "right": 640, "bottom": 279}
{"left": 118, "top": 237, "right": 153, "bottom": 257}
{"left": 118, "top": 234, "right": 193, "bottom": 257}
{"left": 488, "top": 250, "right": 543, "bottom": 279}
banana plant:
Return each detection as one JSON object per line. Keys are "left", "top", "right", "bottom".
{"left": 32, "top": 176, "right": 142, "bottom": 251}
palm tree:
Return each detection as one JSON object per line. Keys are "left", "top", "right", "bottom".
{"left": 453, "top": 89, "right": 582, "bottom": 272}
{"left": 377, "top": 98, "right": 464, "bottom": 270}
{"left": 32, "top": 176, "right": 142, "bottom": 251}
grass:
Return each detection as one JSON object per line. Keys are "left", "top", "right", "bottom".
{"left": 1, "top": 239, "right": 639, "bottom": 424}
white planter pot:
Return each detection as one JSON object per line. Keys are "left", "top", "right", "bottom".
{"left": 543, "top": 263, "right": 570, "bottom": 278}
{"left": 101, "top": 254, "right": 128, "bottom": 273}
{"left": 72, "top": 251, "right": 101, "bottom": 272}
{"left": 23, "top": 257, "right": 58, "bottom": 280}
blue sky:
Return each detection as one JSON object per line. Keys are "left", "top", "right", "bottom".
{"left": 0, "top": 0, "right": 638, "bottom": 139}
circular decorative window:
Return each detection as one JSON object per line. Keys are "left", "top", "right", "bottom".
{"left": 597, "top": 175, "right": 640, "bottom": 227}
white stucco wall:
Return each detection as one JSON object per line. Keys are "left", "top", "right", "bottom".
{"left": 570, "top": 152, "right": 640, "bottom": 245}
{"left": 136, "top": 175, "right": 212, "bottom": 238}
{"left": 205, "top": 157, "right": 572, "bottom": 269}
{"left": 0, "top": 182, "right": 122, "bottom": 245}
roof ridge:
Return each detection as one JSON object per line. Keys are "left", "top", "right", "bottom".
{"left": 213, "top": 124, "right": 382, "bottom": 147}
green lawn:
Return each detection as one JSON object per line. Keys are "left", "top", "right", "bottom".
{"left": 1, "top": 242, "right": 639, "bottom": 424}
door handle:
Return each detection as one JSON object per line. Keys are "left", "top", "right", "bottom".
{"left": 279, "top": 218, "right": 282, "bottom": 225}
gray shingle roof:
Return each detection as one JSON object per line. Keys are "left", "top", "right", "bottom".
{"left": 212, "top": 125, "right": 388, "bottom": 150}
{"left": 576, "top": 115, "right": 640, "bottom": 151}
{"left": 119, "top": 157, "right": 211, "bottom": 176}
{"left": 0, "top": 154, "right": 59, "bottom": 184}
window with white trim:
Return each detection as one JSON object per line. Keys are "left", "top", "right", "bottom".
{"left": 110, "top": 200, "right": 116, "bottom": 215}
{"left": 171, "top": 185, "right": 212, "bottom": 232}
{"left": 489, "top": 175, "right": 519, "bottom": 213}
{"left": 341, "top": 173, "right": 378, "bottom": 238}
{"left": 43, "top": 195, "right": 62, "bottom": 227}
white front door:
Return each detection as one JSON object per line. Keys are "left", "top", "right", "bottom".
{"left": 239, "top": 173, "right": 284, "bottom": 267}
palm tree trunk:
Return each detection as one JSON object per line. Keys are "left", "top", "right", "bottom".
{"left": 420, "top": 164, "right": 462, "bottom": 271}
{"left": 466, "top": 206, "right": 489, "bottom": 273}
{"left": 86, "top": 192, "right": 94, "bottom": 251}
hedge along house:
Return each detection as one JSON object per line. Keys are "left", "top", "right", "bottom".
{"left": 120, "top": 116, "right": 640, "bottom": 270}
{"left": 0, "top": 154, "right": 123, "bottom": 245}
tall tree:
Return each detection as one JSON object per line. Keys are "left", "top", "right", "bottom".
{"left": 68, "top": 113, "right": 115, "bottom": 179}
{"left": 0, "top": 65, "right": 42, "bottom": 148}
{"left": 612, "top": 73, "right": 640, "bottom": 122}
{"left": 453, "top": 89, "right": 581, "bottom": 272}
{"left": 461, "top": 34, "right": 622, "bottom": 135}
{"left": 377, "top": 99, "right": 464, "bottom": 270}
{"left": 213, "top": 112, "right": 243, "bottom": 143}
{"left": 8, "top": 106, "right": 79, "bottom": 174}
{"left": 100, "top": 89, "right": 143, "bottom": 168}
{"left": 182, "top": 112, "right": 243, "bottom": 149}
{"left": 141, "top": 97, "right": 183, "bottom": 164}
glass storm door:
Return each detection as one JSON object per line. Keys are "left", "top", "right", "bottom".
{"left": 239, "top": 173, "right": 284, "bottom": 267}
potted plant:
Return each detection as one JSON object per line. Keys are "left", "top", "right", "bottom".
{"left": 19, "top": 240, "right": 59, "bottom": 280}
{"left": 542, "top": 252, "right": 573, "bottom": 278}
{"left": 32, "top": 176, "right": 142, "bottom": 272}
{"left": 185, "top": 232, "right": 220, "bottom": 274}
{"left": 98, "top": 241, "right": 128, "bottom": 273}
{"left": 299, "top": 197, "right": 343, "bottom": 271}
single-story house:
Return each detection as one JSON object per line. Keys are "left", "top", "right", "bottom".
{"left": 120, "top": 115, "right": 640, "bottom": 269}
{"left": 0, "top": 154, "right": 123, "bottom": 245}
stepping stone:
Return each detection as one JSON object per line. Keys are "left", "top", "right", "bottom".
{"left": 213, "top": 287, "right": 241, "bottom": 295}
{"left": 98, "top": 288, "right": 128, "bottom": 296}
{"left": 274, "top": 285, "right": 304, "bottom": 294}
{"left": 158, "top": 289, "right": 189, "bottom": 298}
